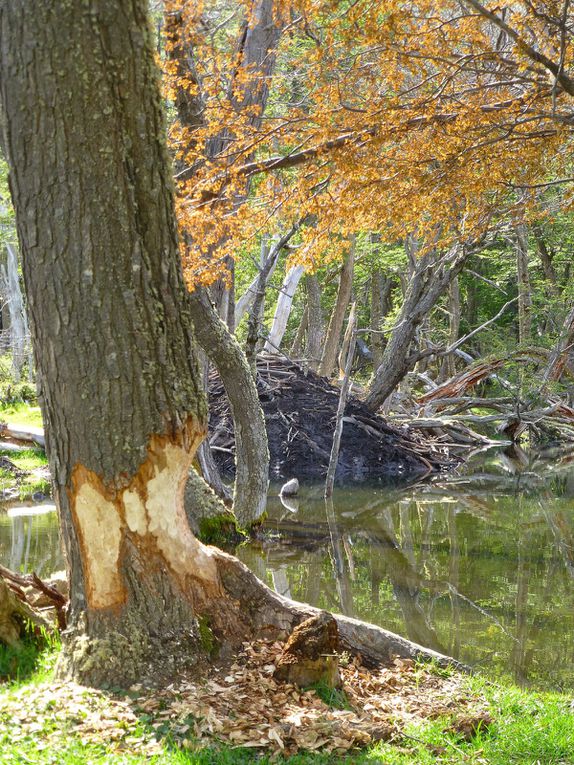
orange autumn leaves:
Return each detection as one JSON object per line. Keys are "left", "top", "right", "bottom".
{"left": 163, "top": 1, "right": 573, "bottom": 287}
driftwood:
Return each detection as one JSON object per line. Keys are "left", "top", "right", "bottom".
{"left": 0, "top": 564, "right": 67, "bottom": 637}
{"left": 418, "top": 348, "right": 566, "bottom": 406}
{"left": 409, "top": 347, "right": 574, "bottom": 445}
{"left": 0, "top": 423, "right": 45, "bottom": 448}
{"left": 0, "top": 575, "right": 54, "bottom": 647}
{"left": 209, "top": 354, "right": 454, "bottom": 482}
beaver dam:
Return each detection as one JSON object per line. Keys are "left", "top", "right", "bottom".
{"left": 208, "top": 354, "right": 454, "bottom": 483}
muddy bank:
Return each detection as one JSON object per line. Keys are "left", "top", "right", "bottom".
{"left": 208, "top": 354, "right": 453, "bottom": 483}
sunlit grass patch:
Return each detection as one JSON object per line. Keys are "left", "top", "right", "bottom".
{"left": 0, "top": 401, "right": 44, "bottom": 429}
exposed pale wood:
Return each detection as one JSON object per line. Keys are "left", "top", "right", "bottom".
{"left": 264, "top": 264, "right": 305, "bottom": 353}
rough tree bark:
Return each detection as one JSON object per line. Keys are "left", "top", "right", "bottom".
{"left": 305, "top": 274, "right": 324, "bottom": 370}
{"left": 1, "top": 0, "right": 221, "bottom": 682}
{"left": 317, "top": 243, "right": 355, "bottom": 377}
{"left": 365, "top": 245, "right": 470, "bottom": 411}
{"left": 0, "top": 0, "right": 459, "bottom": 687}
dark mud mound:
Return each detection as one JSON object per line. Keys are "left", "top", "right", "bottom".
{"left": 208, "top": 354, "right": 452, "bottom": 483}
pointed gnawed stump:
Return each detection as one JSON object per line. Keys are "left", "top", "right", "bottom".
{"left": 274, "top": 612, "right": 341, "bottom": 688}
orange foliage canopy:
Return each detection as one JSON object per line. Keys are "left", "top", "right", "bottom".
{"left": 163, "top": 0, "right": 573, "bottom": 287}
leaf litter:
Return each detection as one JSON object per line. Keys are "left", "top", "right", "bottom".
{"left": 0, "top": 640, "right": 491, "bottom": 757}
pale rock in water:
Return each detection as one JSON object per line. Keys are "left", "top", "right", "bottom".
{"left": 280, "top": 477, "right": 299, "bottom": 496}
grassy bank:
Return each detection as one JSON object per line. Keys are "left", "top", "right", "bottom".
{"left": 0, "top": 401, "right": 49, "bottom": 500}
{"left": 0, "top": 643, "right": 573, "bottom": 765}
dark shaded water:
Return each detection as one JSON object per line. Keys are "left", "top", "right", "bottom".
{"left": 2, "top": 446, "right": 574, "bottom": 691}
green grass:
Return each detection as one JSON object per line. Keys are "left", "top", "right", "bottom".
{"left": 3, "top": 446, "right": 48, "bottom": 471}
{"left": 0, "top": 630, "right": 59, "bottom": 683}
{"left": 0, "top": 401, "right": 43, "bottom": 429}
{"left": 0, "top": 445, "right": 50, "bottom": 499}
{"left": 306, "top": 679, "right": 352, "bottom": 710}
{"left": 1, "top": 648, "right": 573, "bottom": 765}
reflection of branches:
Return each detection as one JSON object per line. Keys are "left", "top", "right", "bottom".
{"left": 544, "top": 508, "right": 574, "bottom": 579}
{"left": 368, "top": 512, "right": 445, "bottom": 653}
{"left": 368, "top": 499, "right": 518, "bottom": 647}
{"left": 325, "top": 497, "right": 354, "bottom": 617}
{"left": 446, "top": 584, "right": 518, "bottom": 644}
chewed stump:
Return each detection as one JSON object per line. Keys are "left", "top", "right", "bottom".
{"left": 274, "top": 612, "right": 342, "bottom": 688}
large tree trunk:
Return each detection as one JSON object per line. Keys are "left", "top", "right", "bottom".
{"left": 317, "top": 243, "right": 355, "bottom": 377}
{"left": 0, "top": 0, "right": 460, "bottom": 688}
{"left": 0, "top": 0, "right": 227, "bottom": 684}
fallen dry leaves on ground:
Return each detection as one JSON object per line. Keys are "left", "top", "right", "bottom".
{"left": 0, "top": 641, "right": 491, "bottom": 757}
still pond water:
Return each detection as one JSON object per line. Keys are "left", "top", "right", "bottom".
{"left": 2, "top": 446, "right": 574, "bottom": 692}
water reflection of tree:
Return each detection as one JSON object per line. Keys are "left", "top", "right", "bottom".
{"left": 368, "top": 506, "right": 445, "bottom": 653}
{"left": 0, "top": 511, "right": 63, "bottom": 577}
{"left": 241, "top": 468, "right": 574, "bottom": 689}
{"left": 325, "top": 497, "right": 354, "bottom": 617}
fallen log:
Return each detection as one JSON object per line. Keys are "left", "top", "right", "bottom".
{"left": 216, "top": 550, "right": 468, "bottom": 673}
{"left": 0, "top": 423, "right": 45, "bottom": 448}
{"left": 417, "top": 348, "right": 557, "bottom": 406}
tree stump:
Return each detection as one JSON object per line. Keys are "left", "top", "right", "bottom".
{"left": 274, "top": 612, "right": 341, "bottom": 688}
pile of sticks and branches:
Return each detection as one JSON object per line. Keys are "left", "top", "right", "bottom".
{"left": 208, "top": 354, "right": 455, "bottom": 483}
{"left": 403, "top": 349, "right": 574, "bottom": 447}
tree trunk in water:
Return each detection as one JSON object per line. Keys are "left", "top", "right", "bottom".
{"left": 263, "top": 264, "right": 304, "bottom": 353}
{"left": 189, "top": 288, "right": 269, "bottom": 526}
{"left": 365, "top": 246, "right": 470, "bottom": 411}
{"left": 515, "top": 224, "right": 532, "bottom": 345}
{"left": 306, "top": 274, "right": 324, "bottom": 370}
{"left": 317, "top": 243, "right": 355, "bottom": 377}
{"left": 0, "top": 0, "right": 462, "bottom": 686}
